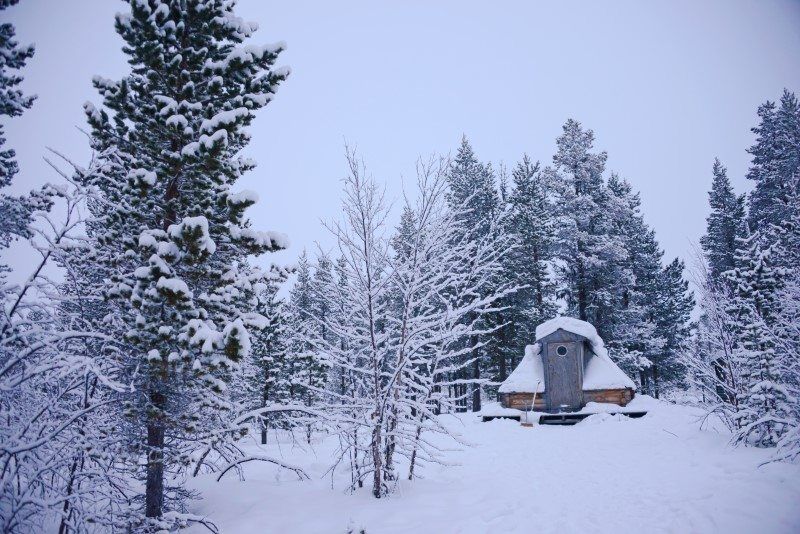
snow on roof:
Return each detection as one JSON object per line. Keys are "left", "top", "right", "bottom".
{"left": 535, "top": 316, "right": 603, "bottom": 354}
{"left": 499, "top": 316, "right": 636, "bottom": 393}
{"left": 582, "top": 350, "right": 636, "bottom": 390}
{"left": 498, "top": 344, "right": 544, "bottom": 394}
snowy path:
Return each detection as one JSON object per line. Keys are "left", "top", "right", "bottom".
{"left": 188, "top": 398, "right": 800, "bottom": 533}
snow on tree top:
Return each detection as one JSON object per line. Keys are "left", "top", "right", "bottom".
{"left": 499, "top": 316, "right": 636, "bottom": 393}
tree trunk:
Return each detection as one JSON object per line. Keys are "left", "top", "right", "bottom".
{"left": 639, "top": 370, "right": 649, "bottom": 396}
{"left": 472, "top": 345, "right": 481, "bottom": 412}
{"left": 652, "top": 363, "right": 660, "bottom": 399}
{"left": 578, "top": 260, "right": 587, "bottom": 321}
{"left": 498, "top": 324, "right": 508, "bottom": 382}
{"left": 371, "top": 419, "right": 383, "bottom": 498}
{"left": 408, "top": 424, "right": 423, "bottom": 481}
{"left": 145, "top": 384, "right": 166, "bottom": 519}
{"left": 58, "top": 456, "right": 83, "bottom": 534}
{"left": 145, "top": 423, "right": 165, "bottom": 518}
{"left": 59, "top": 375, "right": 98, "bottom": 534}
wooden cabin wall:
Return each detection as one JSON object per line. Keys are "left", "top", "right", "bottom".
{"left": 499, "top": 392, "right": 546, "bottom": 411}
{"left": 583, "top": 388, "right": 634, "bottom": 406}
{"left": 502, "top": 389, "right": 633, "bottom": 410}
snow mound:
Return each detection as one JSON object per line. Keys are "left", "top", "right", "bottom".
{"left": 579, "top": 412, "right": 630, "bottom": 425}
{"left": 478, "top": 401, "right": 524, "bottom": 418}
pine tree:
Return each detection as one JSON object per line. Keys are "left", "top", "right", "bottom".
{"left": 286, "top": 251, "right": 314, "bottom": 402}
{"left": 242, "top": 265, "right": 290, "bottom": 444}
{"left": 0, "top": 0, "right": 34, "bottom": 187}
{"left": 727, "top": 232, "right": 791, "bottom": 447}
{"left": 312, "top": 251, "right": 335, "bottom": 347}
{"left": 77, "top": 1, "right": 289, "bottom": 526}
{"left": 285, "top": 251, "right": 327, "bottom": 442}
{"left": 0, "top": 0, "right": 38, "bottom": 250}
{"left": 548, "top": 119, "right": 625, "bottom": 340}
{"left": 605, "top": 173, "right": 664, "bottom": 391}
{"left": 747, "top": 90, "right": 800, "bottom": 233}
{"left": 445, "top": 137, "right": 503, "bottom": 411}
{"left": 500, "top": 155, "right": 556, "bottom": 377}
{"left": 653, "top": 258, "right": 695, "bottom": 394}
{"left": 700, "top": 158, "right": 746, "bottom": 287}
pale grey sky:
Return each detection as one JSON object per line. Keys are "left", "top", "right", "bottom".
{"left": 3, "top": 0, "right": 800, "bottom": 275}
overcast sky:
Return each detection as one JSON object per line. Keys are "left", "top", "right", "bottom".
{"left": 3, "top": 0, "right": 800, "bottom": 276}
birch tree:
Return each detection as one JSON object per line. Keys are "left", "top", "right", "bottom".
{"left": 314, "top": 152, "right": 514, "bottom": 498}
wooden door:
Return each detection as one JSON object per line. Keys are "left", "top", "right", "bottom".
{"left": 545, "top": 342, "right": 583, "bottom": 412}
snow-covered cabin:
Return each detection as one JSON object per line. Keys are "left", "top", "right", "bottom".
{"left": 499, "top": 317, "right": 636, "bottom": 412}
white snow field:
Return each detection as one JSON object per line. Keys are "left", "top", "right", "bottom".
{"left": 188, "top": 396, "right": 800, "bottom": 534}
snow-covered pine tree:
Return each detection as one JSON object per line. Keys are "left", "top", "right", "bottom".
{"left": 738, "top": 91, "right": 800, "bottom": 456}
{"left": 689, "top": 162, "right": 752, "bottom": 430}
{"left": 445, "top": 137, "right": 503, "bottom": 411}
{"left": 727, "top": 232, "right": 792, "bottom": 447}
{"left": 241, "top": 265, "right": 291, "bottom": 444}
{"left": 687, "top": 91, "right": 800, "bottom": 454}
{"left": 500, "top": 155, "right": 556, "bottom": 377}
{"left": 771, "top": 208, "right": 800, "bottom": 461}
{"left": 285, "top": 251, "right": 328, "bottom": 442}
{"left": 77, "top": 1, "right": 289, "bottom": 526}
{"left": 604, "top": 173, "right": 664, "bottom": 391}
{"left": 286, "top": 251, "right": 314, "bottom": 401}
{"left": 700, "top": 158, "right": 746, "bottom": 288}
{"left": 0, "top": 0, "right": 39, "bottom": 251}
{"left": 313, "top": 252, "right": 335, "bottom": 345}
{"left": 747, "top": 90, "right": 800, "bottom": 233}
{"left": 547, "top": 119, "right": 627, "bottom": 341}
{"left": 653, "top": 258, "right": 695, "bottom": 394}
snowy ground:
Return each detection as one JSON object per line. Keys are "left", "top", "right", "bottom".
{"left": 188, "top": 397, "right": 800, "bottom": 533}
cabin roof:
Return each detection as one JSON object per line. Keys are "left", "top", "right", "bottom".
{"left": 498, "top": 317, "right": 636, "bottom": 394}
{"left": 535, "top": 316, "right": 603, "bottom": 352}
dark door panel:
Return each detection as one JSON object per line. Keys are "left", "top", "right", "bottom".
{"left": 545, "top": 341, "right": 583, "bottom": 412}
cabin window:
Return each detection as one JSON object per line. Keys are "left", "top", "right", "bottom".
{"left": 556, "top": 345, "right": 568, "bottom": 356}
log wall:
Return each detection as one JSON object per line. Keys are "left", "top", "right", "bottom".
{"left": 500, "top": 388, "right": 634, "bottom": 411}
{"left": 583, "top": 388, "right": 634, "bottom": 406}
{"left": 499, "top": 392, "right": 546, "bottom": 410}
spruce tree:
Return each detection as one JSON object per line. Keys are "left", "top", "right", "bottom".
{"left": 700, "top": 158, "right": 746, "bottom": 287}
{"left": 78, "top": 1, "right": 288, "bottom": 526}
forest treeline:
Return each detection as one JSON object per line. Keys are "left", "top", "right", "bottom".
{"left": 0, "top": 0, "right": 797, "bottom": 531}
